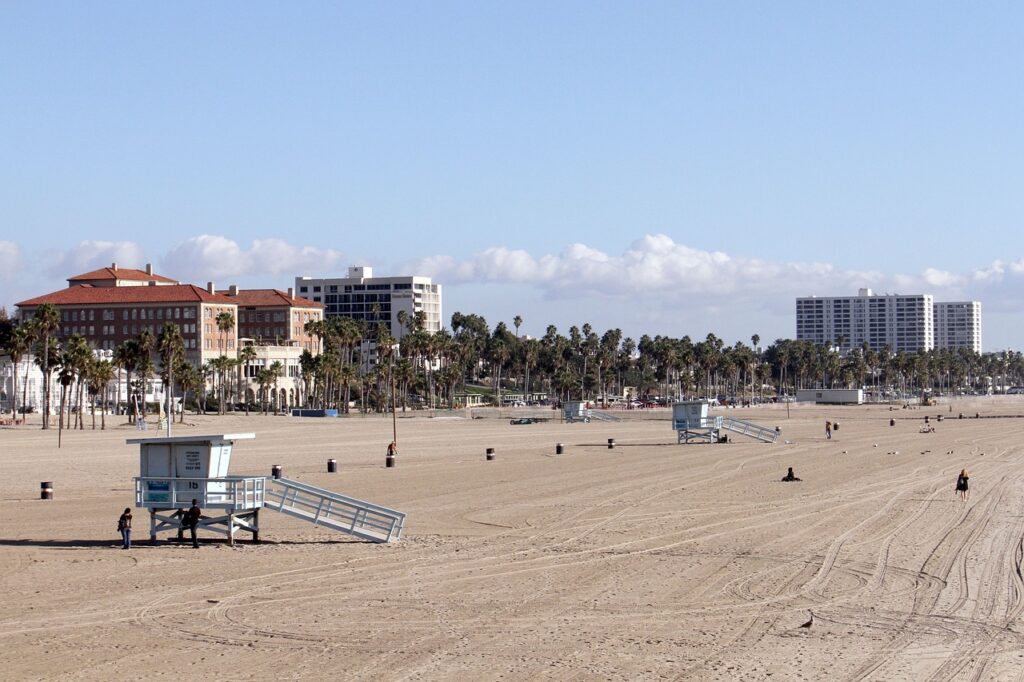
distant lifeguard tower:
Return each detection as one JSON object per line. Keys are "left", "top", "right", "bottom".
{"left": 563, "top": 401, "right": 592, "bottom": 423}
{"left": 672, "top": 402, "right": 779, "bottom": 444}
{"left": 130, "top": 433, "right": 406, "bottom": 545}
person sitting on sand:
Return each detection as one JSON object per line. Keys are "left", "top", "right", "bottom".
{"left": 955, "top": 469, "right": 969, "bottom": 501}
{"left": 781, "top": 467, "right": 801, "bottom": 482}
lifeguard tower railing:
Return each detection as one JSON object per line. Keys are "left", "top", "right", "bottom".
{"left": 134, "top": 476, "right": 267, "bottom": 510}
{"left": 672, "top": 416, "right": 723, "bottom": 431}
{"left": 265, "top": 477, "right": 405, "bottom": 543}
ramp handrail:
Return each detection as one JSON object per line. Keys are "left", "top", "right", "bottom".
{"left": 264, "top": 477, "right": 405, "bottom": 543}
{"left": 720, "top": 417, "right": 778, "bottom": 443}
{"left": 589, "top": 410, "right": 622, "bottom": 422}
{"left": 134, "top": 476, "right": 267, "bottom": 510}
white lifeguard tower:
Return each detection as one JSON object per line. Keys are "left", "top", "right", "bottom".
{"left": 563, "top": 401, "right": 592, "bottom": 423}
{"left": 673, "top": 401, "right": 722, "bottom": 443}
{"left": 130, "top": 433, "right": 407, "bottom": 545}
{"left": 132, "top": 433, "right": 266, "bottom": 545}
{"left": 672, "top": 402, "right": 780, "bottom": 444}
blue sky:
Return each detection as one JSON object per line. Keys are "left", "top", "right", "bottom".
{"left": 2, "top": 3, "right": 1022, "bottom": 349}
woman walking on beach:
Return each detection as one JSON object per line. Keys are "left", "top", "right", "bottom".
{"left": 955, "top": 469, "right": 969, "bottom": 501}
{"left": 825, "top": 421, "right": 832, "bottom": 440}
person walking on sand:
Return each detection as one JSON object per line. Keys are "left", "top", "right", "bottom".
{"left": 183, "top": 499, "right": 202, "bottom": 548}
{"left": 781, "top": 467, "right": 802, "bottom": 482}
{"left": 955, "top": 469, "right": 970, "bottom": 501}
{"left": 117, "top": 507, "right": 133, "bottom": 549}
{"left": 387, "top": 441, "right": 397, "bottom": 457}
{"left": 825, "top": 420, "right": 832, "bottom": 440}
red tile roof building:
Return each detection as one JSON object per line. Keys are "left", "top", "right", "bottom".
{"left": 223, "top": 286, "right": 323, "bottom": 353}
{"left": 67, "top": 262, "right": 179, "bottom": 288}
{"left": 16, "top": 283, "right": 240, "bottom": 363}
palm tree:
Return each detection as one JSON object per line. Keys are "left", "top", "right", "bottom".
{"left": 56, "top": 349, "right": 75, "bottom": 444}
{"left": 32, "top": 304, "right": 60, "bottom": 429}
{"left": 268, "top": 360, "right": 284, "bottom": 414}
{"left": 63, "top": 334, "right": 91, "bottom": 430}
{"left": 215, "top": 311, "right": 235, "bottom": 414}
{"left": 89, "top": 359, "right": 114, "bottom": 430}
{"left": 6, "top": 324, "right": 31, "bottom": 421}
{"left": 237, "top": 344, "right": 257, "bottom": 414}
{"left": 157, "top": 323, "right": 184, "bottom": 429}
{"left": 136, "top": 328, "right": 155, "bottom": 419}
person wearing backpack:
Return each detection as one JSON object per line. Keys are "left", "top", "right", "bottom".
{"left": 117, "top": 507, "right": 133, "bottom": 549}
{"left": 182, "top": 499, "right": 202, "bottom": 548}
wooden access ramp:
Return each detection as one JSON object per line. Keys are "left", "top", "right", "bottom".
{"left": 720, "top": 417, "right": 779, "bottom": 443}
{"left": 264, "top": 477, "right": 406, "bottom": 543}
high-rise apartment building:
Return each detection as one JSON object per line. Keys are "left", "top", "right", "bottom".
{"left": 295, "top": 266, "right": 443, "bottom": 338}
{"left": 796, "top": 288, "right": 938, "bottom": 354}
{"left": 933, "top": 301, "right": 982, "bottom": 353}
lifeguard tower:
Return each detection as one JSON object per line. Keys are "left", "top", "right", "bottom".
{"left": 563, "top": 401, "right": 592, "bottom": 423}
{"left": 131, "top": 433, "right": 406, "bottom": 545}
{"left": 672, "top": 402, "right": 780, "bottom": 444}
{"left": 673, "top": 401, "right": 722, "bottom": 443}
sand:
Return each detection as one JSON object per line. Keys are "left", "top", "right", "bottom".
{"left": 2, "top": 398, "right": 1024, "bottom": 680}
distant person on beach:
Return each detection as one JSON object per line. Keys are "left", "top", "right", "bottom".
{"left": 387, "top": 441, "right": 397, "bottom": 457}
{"left": 183, "top": 499, "right": 202, "bottom": 548}
{"left": 825, "top": 421, "right": 832, "bottom": 440}
{"left": 117, "top": 507, "right": 132, "bottom": 549}
{"left": 955, "top": 469, "right": 969, "bottom": 501}
{"left": 781, "top": 467, "right": 801, "bottom": 482}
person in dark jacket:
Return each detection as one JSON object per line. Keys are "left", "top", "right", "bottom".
{"left": 117, "top": 507, "right": 132, "bottom": 549}
{"left": 781, "top": 467, "right": 802, "bottom": 482}
{"left": 183, "top": 499, "right": 202, "bottom": 548}
{"left": 955, "top": 469, "right": 969, "bottom": 501}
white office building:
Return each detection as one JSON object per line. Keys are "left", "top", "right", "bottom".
{"left": 933, "top": 301, "right": 982, "bottom": 353}
{"left": 295, "top": 266, "right": 443, "bottom": 338}
{"left": 796, "top": 289, "right": 936, "bottom": 354}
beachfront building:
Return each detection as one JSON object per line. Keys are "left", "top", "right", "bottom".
{"left": 222, "top": 286, "right": 324, "bottom": 354}
{"left": 219, "top": 286, "right": 324, "bottom": 410}
{"left": 238, "top": 341, "right": 307, "bottom": 410}
{"left": 933, "top": 301, "right": 982, "bottom": 353}
{"left": 0, "top": 353, "right": 53, "bottom": 415}
{"left": 796, "top": 289, "right": 936, "bottom": 354}
{"left": 295, "top": 266, "right": 443, "bottom": 339}
{"left": 16, "top": 281, "right": 240, "bottom": 363}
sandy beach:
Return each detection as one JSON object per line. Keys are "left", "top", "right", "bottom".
{"left": 2, "top": 398, "right": 1024, "bottom": 680}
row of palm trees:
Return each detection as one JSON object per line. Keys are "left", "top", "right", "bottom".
{"left": 0, "top": 305, "right": 290, "bottom": 428}
{"left": 4, "top": 304, "right": 1023, "bottom": 425}
{"left": 296, "top": 312, "right": 1024, "bottom": 411}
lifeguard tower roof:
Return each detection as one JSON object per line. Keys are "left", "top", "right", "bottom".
{"left": 126, "top": 433, "right": 255, "bottom": 446}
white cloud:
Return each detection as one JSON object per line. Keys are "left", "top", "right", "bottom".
{"left": 161, "top": 235, "right": 344, "bottom": 281}
{"left": 0, "top": 241, "right": 20, "bottom": 281}
{"left": 46, "top": 240, "right": 147, "bottom": 278}
{"left": 413, "top": 234, "right": 1024, "bottom": 315}
{"left": 414, "top": 234, "right": 884, "bottom": 300}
